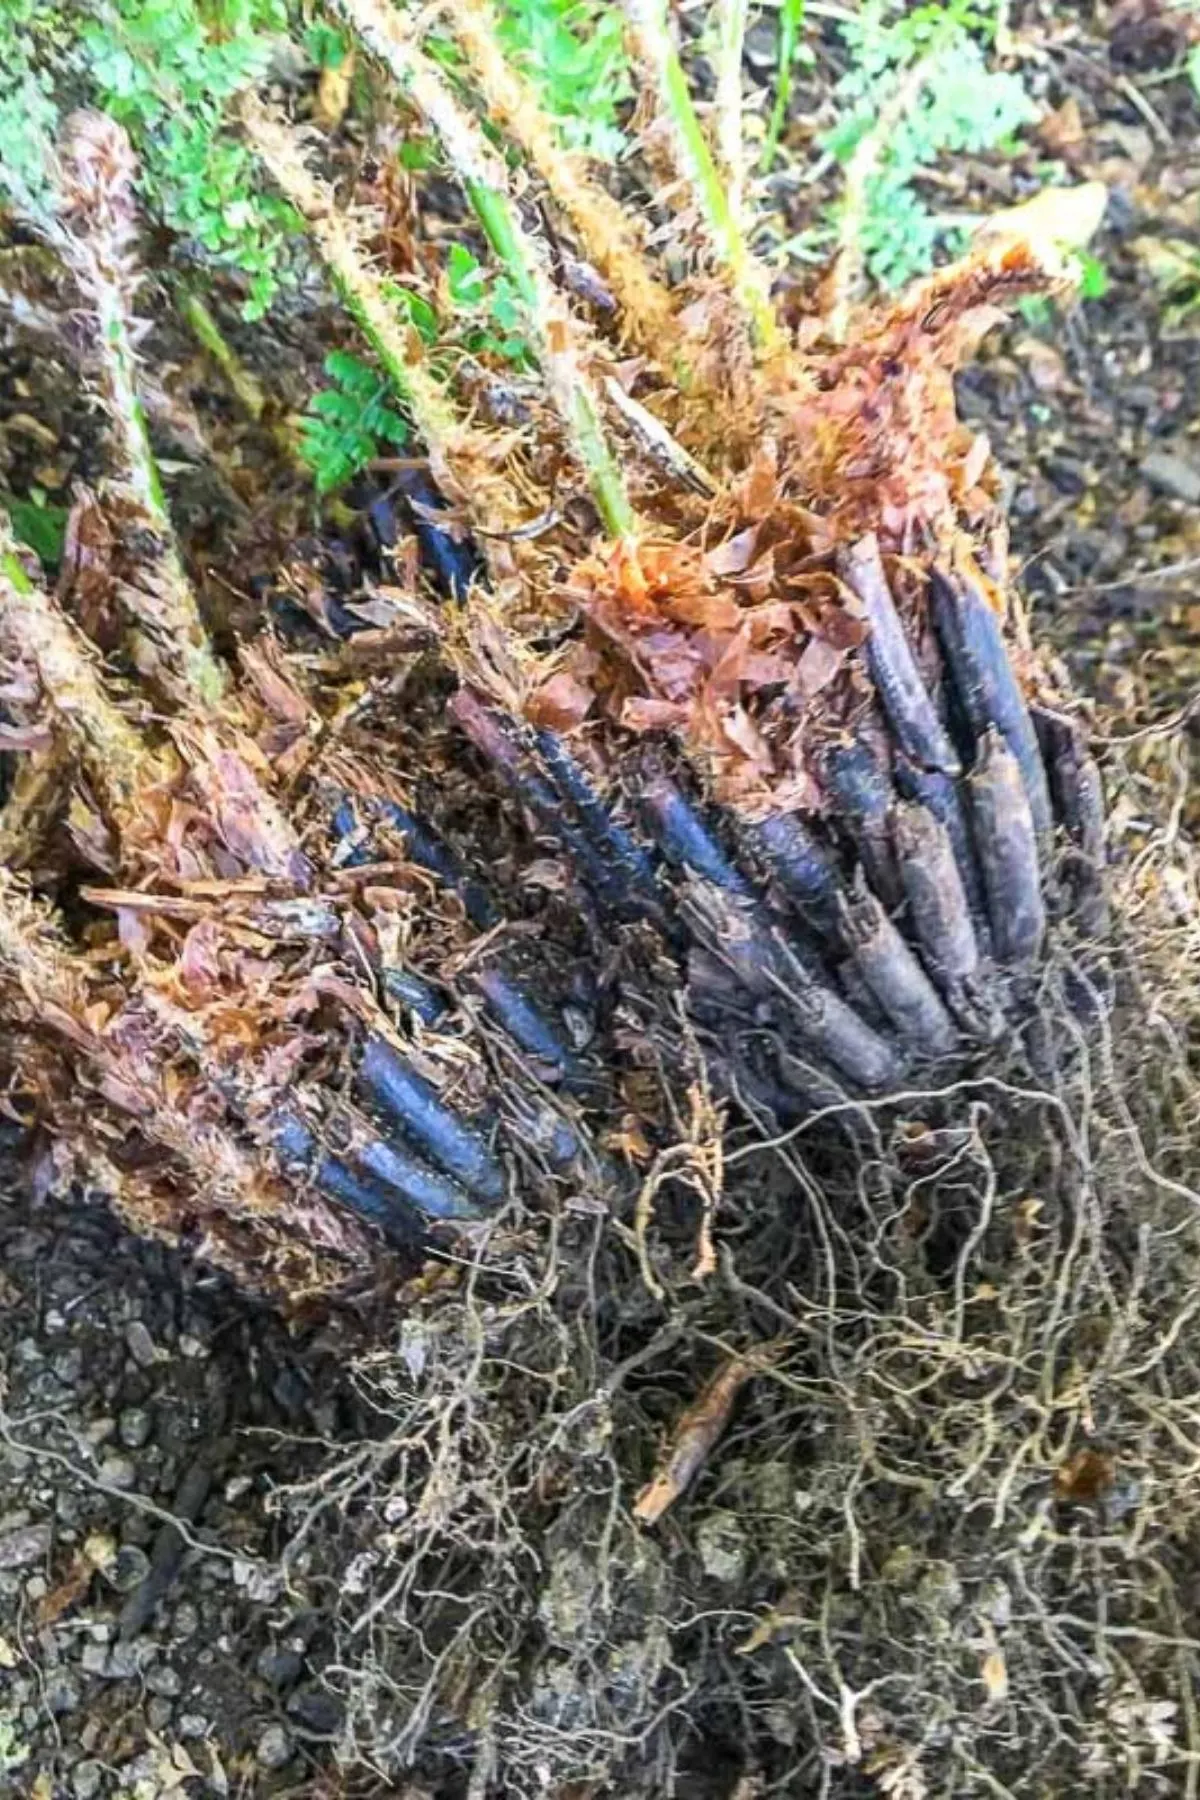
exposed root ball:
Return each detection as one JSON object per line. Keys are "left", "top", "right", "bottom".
{"left": 265, "top": 824, "right": 1200, "bottom": 1797}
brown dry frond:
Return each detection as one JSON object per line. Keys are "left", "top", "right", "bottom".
{"left": 513, "top": 236, "right": 1082, "bottom": 811}
{"left": 775, "top": 238, "right": 1074, "bottom": 547}
{"left": 0, "top": 518, "right": 168, "bottom": 832}
{"left": 53, "top": 111, "right": 230, "bottom": 707}
{"left": 0, "top": 871, "right": 265, "bottom": 1213}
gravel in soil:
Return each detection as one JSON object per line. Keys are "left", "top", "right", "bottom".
{"left": 960, "top": 38, "right": 1200, "bottom": 722}
{"left": 0, "top": 1178, "right": 369, "bottom": 1797}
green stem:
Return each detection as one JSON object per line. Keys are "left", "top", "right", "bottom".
{"left": 466, "top": 179, "right": 633, "bottom": 536}
{"left": 176, "top": 286, "right": 266, "bottom": 421}
{"left": 447, "top": 0, "right": 693, "bottom": 386}
{"left": 1, "top": 545, "right": 33, "bottom": 595}
{"left": 761, "top": 0, "right": 806, "bottom": 173}
{"left": 99, "top": 292, "right": 169, "bottom": 527}
{"left": 240, "top": 94, "right": 464, "bottom": 480}
{"left": 91, "top": 264, "right": 228, "bottom": 707}
{"left": 564, "top": 384, "right": 637, "bottom": 539}
{"left": 464, "top": 179, "right": 539, "bottom": 310}
{"left": 325, "top": 269, "right": 471, "bottom": 489}
{"left": 332, "top": 276, "right": 422, "bottom": 413}
{"left": 626, "top": 0, "right": 781, "bottom": 354}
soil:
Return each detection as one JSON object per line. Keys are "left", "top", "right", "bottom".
{"left": 0, "top": 1183, "right": 371, "bottom": 1798}
{"left": 1, "top": 3, "right": 1198, "bottom": 1797}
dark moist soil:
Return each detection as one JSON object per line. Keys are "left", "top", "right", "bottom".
{"left": 0, "top": 4, "right": 1198, "bottom": 1797}
{"left": 961, "top": 21, "right": 1200, "bottom": 722}
{"left": 0, "top": 1185, "right": 380, "bottom": 1798}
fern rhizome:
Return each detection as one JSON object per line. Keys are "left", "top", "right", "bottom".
{"left": 2, "top": 7, "right": 1197, "bottom": 1799}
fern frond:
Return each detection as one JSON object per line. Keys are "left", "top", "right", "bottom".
{"left": 331, "top": 0, "right": 636, "bottom": 538}
{"left": 0, "top": 872, "right": 259, "bottom": 1208}
{"left": 240, "top": 90, "right": 524, "bottom": 535}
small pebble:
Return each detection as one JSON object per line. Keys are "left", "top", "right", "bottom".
{"left": 255, "top": 1723, "right": 293, "bottom": 1770}
{"left": 117, "top": 1406, "right": 153, "bottom": 1450}
{"left": 743, "top": 16, "right": 777, "bottom": 71}
{"left": 256, "top": 1644, "right": 303, "bottom": 1689}
{"left": 83, "top": 1533, "right": 117, "bottom": 1575}
{"left": 0, "top": 1521, "right": 51, "bottom": 1570}
{"left": 120, "top": 1750, "right": 159, "bottom": 1786}
{"left": 287, "top": 1683, "right": 343, "bottom": 1735}
{"left": 106, "top": 1640, "right": 144, "bottom": 1680}
{"left": 125, "top": 1320, "right": 158, "bottom": 1368}
{"left": 118, "top": 1512, "right": 153, "bottom": 1550}
{"left": 44, "top": 1669, "right": 82, "bottom": 1714}
{"left": 98, "top": 1454, "right": 138, "bottom": 1492}
{"left": 147, "top": 1695, "right": 174, "bottom": 1731}
{"left": 176, "top": 1712, "right": 210, "bottom": 1740}
{"left": 109, "top": 1543, "right": 151, "bottom": 1593}
{"left": 55, "top": 1492, "right": 84, "bottom": 1529}
{"left": 1141, "top": 447, "right": 1200, "bottom": 505}
{"left": 72, "top": 1761, "right": 104, "bottom": 1800}
{"left": 82, "top": 1638, "right": 145, "bottom": 1681}
{"left": 694, "top": 1510, "right": 748, "bottom": 1586}
{"left": 146, "top": 1663, "right": 182, "bottom": 1698}
{"left": 51, "top": 1347, "right": 84, "bottom": 1384}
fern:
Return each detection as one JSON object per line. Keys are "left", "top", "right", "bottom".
{"left": 0, "top": 0, "right": 298, "bottom": 319}
{"left": 0, "top": 1, "right": 69, "bottom": 219}
{"left": 299, "top": 349, "right": 410, "bottom": 495}
{"left": 305, "top": 20, "right": 351, "bottom": 69}
{"left": 77, "top": 0, "right": 298, "bottom": 317}
{"left": 446, "top": 242, "right": 534, "bottom": 366}
{"left": 493, "top": 0, "right": 632, "bottom": 157}
{"left": 2, "top": 495, "right": 70, "bottom": 566}
{"left": 824, "top": 1, "right": 1038, "bottom": 289}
